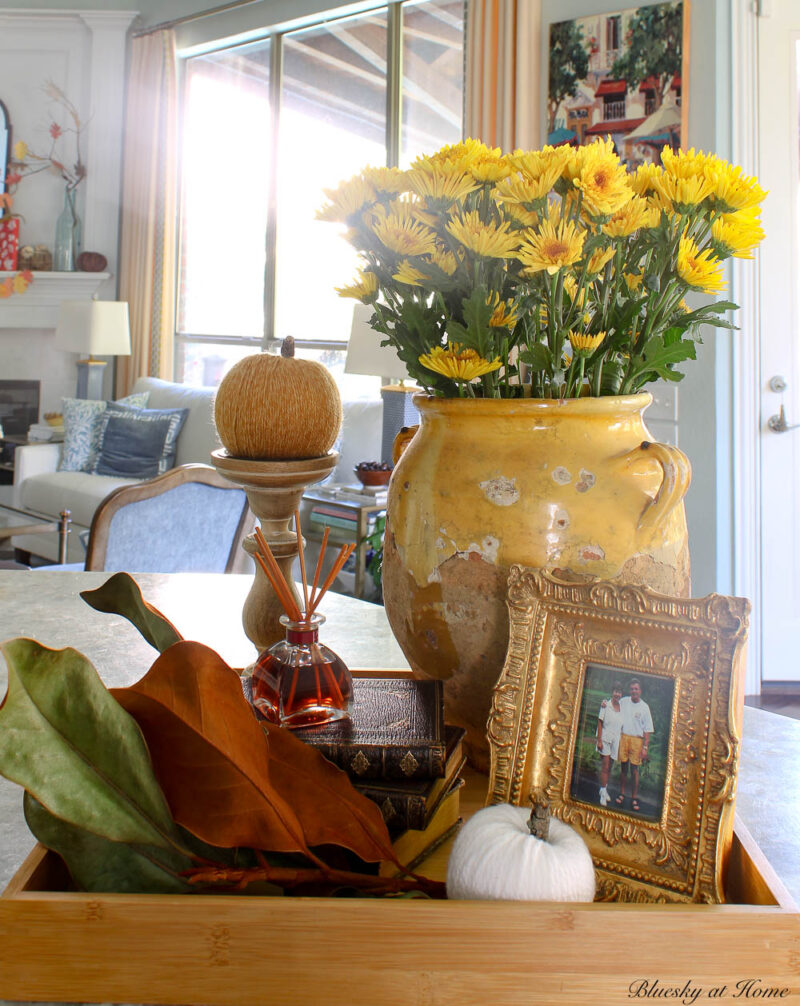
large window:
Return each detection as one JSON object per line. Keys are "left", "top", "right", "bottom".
{"left": 176, "top": 0, "right": 465, "bottom": 393}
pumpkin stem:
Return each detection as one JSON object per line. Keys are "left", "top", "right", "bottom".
{"left": 281, "top": 336, "right": 295, "bottom": 358}
{"left": 528, "top": 800, "right": 550, "bottom": 842}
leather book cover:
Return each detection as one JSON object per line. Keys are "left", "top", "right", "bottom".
{"left": 292, "top": 677, "right": 446, "bottom": 781}
{"left": 354, "top": 726, "right": 465, "bottom": 833}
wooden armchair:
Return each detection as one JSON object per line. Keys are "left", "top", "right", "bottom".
{"left": 84, "top": 464, "right": 252, "bottom": 573}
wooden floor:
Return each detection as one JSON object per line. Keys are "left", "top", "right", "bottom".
{"left": 745, "top": 694, "right": 800, "bottom": 722}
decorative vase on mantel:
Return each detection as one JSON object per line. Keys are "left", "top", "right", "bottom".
{"left": 381, "top": 392, "right": 691, "bottom": 770}
{"left": 53, "top": 186, "right": 82, "bottom": 272}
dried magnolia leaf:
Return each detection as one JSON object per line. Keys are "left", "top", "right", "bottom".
{"left": 80, "top": 572, "right": 182, "bottom": 653}
{"left": 112, "top": 641, "right": 310, "bottom": 854}
{"left": 0, "top": 639, "right": 179, "bottom": 850}
{"left": 264, "top": 723, "right": 395, "bottom": 864}
{"left": 24, "top": 793, "right": 192, "bottom": 894}
{"left": 113, "top": 641, "right": 396, "bottom": 865}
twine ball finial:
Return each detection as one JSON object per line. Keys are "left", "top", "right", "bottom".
{"left": 213, "top": 339, "right": 342, "bottom": 460}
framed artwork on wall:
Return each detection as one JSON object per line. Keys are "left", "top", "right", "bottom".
{"left": 487, "top": 568, "right": 750, "bottom": 903}
{"left": 546, "top": 1, "right": 690, "bottom": 166}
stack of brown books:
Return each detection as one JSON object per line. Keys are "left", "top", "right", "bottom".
{"left": 293, "top": 678, "right": 465, "bottom": 870}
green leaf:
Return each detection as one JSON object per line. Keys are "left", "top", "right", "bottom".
{"left": 24, "top": 793, "right": 192, "bottom": 894}
{"left": 80, "top": 572, "right": 182, "bottom": 653}
{"left": 0, "top": 639, "right": 180, "bottom": 850}
{"left": 519, "top": 344, "right": 552, "bottom": 370}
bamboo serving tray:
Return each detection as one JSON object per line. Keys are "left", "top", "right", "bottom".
{"left": 1, "top": 767, "right": 799, "bottom": 1006}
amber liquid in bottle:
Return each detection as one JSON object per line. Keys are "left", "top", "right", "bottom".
{"left": 250, "top": 615, "right": 353, "bottom": 728}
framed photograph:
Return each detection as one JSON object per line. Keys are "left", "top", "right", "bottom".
{"left": 487, "top": 568, "right": 750, "bottom": 903}
{"left": 546, "top": 1, "right": 690, "bottom": 166}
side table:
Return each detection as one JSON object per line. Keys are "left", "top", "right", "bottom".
{"left": 303, "top": 489, "right": 386, "bottom": 599}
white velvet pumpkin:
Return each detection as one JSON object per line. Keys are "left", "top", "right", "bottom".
{"left": 446, "top": 804, "right": 596, "bottom": 902}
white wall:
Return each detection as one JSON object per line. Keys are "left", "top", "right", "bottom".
{"left": 0, "top": 10, "right": 134, "bottom": 414}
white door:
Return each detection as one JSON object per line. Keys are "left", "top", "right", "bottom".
{"left": 758, "top": 0, "right": 800, "bottom": 681}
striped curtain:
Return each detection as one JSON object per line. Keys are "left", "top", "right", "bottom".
{"left": 116, "top": 30, "right": 178, "bottom": 395}
{"left": 465, "top": 0, "right": 541, "bottom": 151}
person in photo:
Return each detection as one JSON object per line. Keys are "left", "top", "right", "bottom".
{"left": 596, "top": 681, "right": 624, "bottom": 807}
{"left": 615, "top": 678, "right": 654, "bottom": 813}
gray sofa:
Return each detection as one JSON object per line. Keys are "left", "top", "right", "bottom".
{"left": 12, "top": 377, "right": 382, "bottom": 565}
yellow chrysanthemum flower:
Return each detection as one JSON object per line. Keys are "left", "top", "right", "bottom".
{"left": 563, "top": 274, "right": 586, "bottom": 306}
{"left": 569, "top": 330, "right": 606, "bottom": 356}
{"left": 629, "top": 161, "right": 664, "bottom": 197}
{"left": 335, "top": 270, "right": 379, "bottom": 301}
{"left": 707, "top": 163, "right": 767, "bottom": 213}
{"left": 654, "top": 172, "right": 714, "bottom": 213}
{"left": 517, "top": 211, "right": 586, "bottom": 275}
{"left": 586, "top": 246, "right": 615, "bottom": 275}
{"left": 501, "top": 201, "right": 540, "bottom": 228}
{"left": 317, "top": 174, "right": 377, "bottom": 223}
{"left": 511, "top": 146, "right": 570, "bottom": 188}
{"left": 406, "top": 165, "right": 480, "bottom": 204}
{"left": 393, "top": 261, "right": 428, "bottom": 286}
{"left": 603, "top": 196, "right": 660, "bottom": 237}
{"left": 676, "top": 235, "right": 726, "bottom": 294}
{"left": 495, "top": 172, "right": 552, "bottom": 208}
{"left": 418, "top": 343, "right": 502, "bottom": 382}
{"left": 661, "top": 147, "right": 722, "bottom": 180}
{"left": 368, "top": 197, "right": 437, "bottom": 230}
{"left": 711, "top": 208, "right": 765, "bottom": 260}
{"left": 445, "top": 210, "right": 520, "bottom": 259}
{"left": 624, "top": 272, "right": 643, "bottom": 292}
{"left": 361, "top": 166, "right": 408, "bottom": 196}
{"left": 573, "top": 149, "right": 633, "bottom": 218}
{"left": 419, "top": 138, "right": 499, "bottom": 176}
{"left": 470, "top": 152, "right": 514, "bottom": 183}
{"left": 486, "top": 292, "right": 520, "bottom": 329}
{"left": 372, "top": 213, "right": 438, "bottom": 257}
{"left": 427, "top": 246, "right": 459, "bottom": 275}
{"left": 561, "top": 137, "right": 615, "bottom": 186}
{"left": 12, "top": 140, "right": 27, "bottom": 162}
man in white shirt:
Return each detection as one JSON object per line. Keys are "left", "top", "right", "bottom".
{"left": 614, "top": 679, "right": 654, "bottom": 813}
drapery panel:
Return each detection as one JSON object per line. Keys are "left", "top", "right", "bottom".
{"left": 465, "top": 0, "right": 540, "bottom": 151}
{"left": 116, "top": 30, "right": 178, "bottom": 395}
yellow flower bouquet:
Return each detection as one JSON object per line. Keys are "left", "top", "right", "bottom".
{"left": 318, "top": 138, "right": 765, "bottom": 399}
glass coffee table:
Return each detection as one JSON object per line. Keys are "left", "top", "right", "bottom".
{"left": 0, "top": 504, "right": 71, "bottom": 564}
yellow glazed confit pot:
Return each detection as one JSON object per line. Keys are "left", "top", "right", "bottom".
{"left": 381, "top": 392, "right": 691, "bottom": 769}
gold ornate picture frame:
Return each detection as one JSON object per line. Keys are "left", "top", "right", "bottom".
{"left": 488, "top": 568, "right": 750, "bottom": 904}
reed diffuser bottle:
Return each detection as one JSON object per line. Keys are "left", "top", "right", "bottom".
{"left": 247, "top": 518, "right": 356, "bottom": 728}
{"left": 251, "top": 613, "right": 353, "bottom": 727}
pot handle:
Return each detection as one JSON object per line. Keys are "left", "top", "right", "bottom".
{"left": 392, "top": 425, "right": 419, "bottom": 465}
{"left": 629, "top": 441, "right": 692, "bottom": 535}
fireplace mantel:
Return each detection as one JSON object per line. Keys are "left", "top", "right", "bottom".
{"left": 0, "top": 272, "right": 112, "bottom": 329}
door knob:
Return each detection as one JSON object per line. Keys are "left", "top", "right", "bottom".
{"left": 768, "top": 404, "right": 800, "bottom": 433}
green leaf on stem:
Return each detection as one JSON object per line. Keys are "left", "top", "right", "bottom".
{"left": 80, "top": 572, "right": 182, "bottom": 653}
{"left": 0, "top": 638, "right": 180, "bottom": 849}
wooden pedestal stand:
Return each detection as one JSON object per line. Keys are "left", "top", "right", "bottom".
{"left": 211, "top": 448, "right": 338, "bottom": 652}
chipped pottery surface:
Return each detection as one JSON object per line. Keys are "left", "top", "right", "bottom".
{"left": 382, "top": 393, "right": 691, "bottom": 769}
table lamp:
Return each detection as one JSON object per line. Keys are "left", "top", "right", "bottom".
{"left": 344, "top": 302, "right": 419, "bottom": 463}
{"left": 54, "top": 300, "right": 131, "bottom": 400}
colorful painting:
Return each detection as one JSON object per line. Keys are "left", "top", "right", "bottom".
{"left": 547, "top": 1, "right": 688, "bottom": 166}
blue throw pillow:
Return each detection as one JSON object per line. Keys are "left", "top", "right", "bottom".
{"left": 93, "top": 406, "right": 189, "bottom": 479}
{"left": 58, "top": 393, "right": 150, "bottom": 472}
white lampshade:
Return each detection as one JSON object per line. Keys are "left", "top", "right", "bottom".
{"left": 344, "top": 303, "right": 409, "bottom": 381}
{"left": 54, "top": 300, "right": 131, "bottom": 358}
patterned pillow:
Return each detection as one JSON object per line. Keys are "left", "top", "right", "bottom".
{"left": 92, "top": 406, "right": 189, "bottom": 479}
{"left": 58, "top": 393, "right": 150, "bottom": 472}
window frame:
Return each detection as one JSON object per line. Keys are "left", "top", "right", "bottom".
{"left": 174, "top": 0, "right": 464, "bottom": 374}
